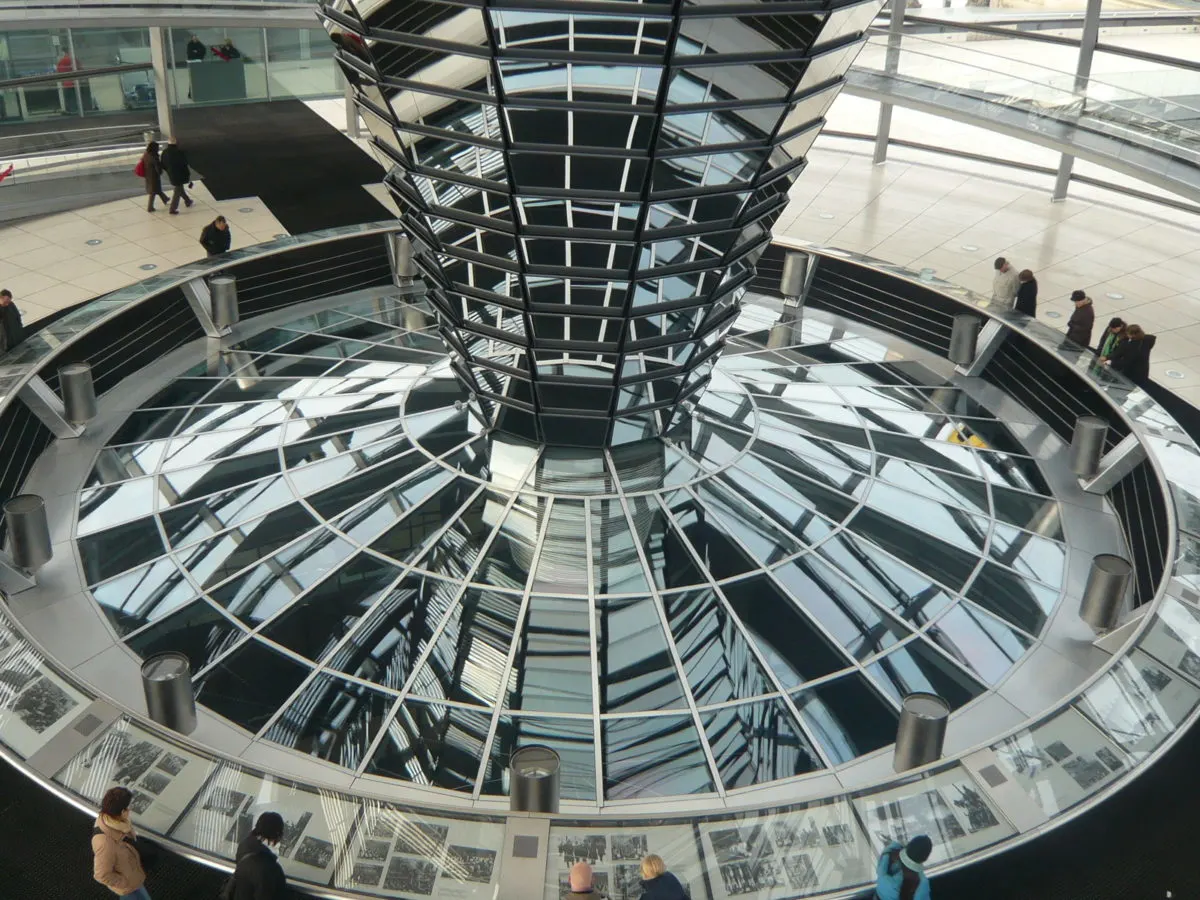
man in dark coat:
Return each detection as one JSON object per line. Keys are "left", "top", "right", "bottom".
{"left": 159, "top": 137, "right": 194, "bottom": 214}
{"left": 1065, "top": 290, "right": 1095, "bottom": 349}
{"left": 200, "top": 216, "right": 232, "bottom": 256}
{"left": 1109, "top": 324, "right": 1156, "bottom": 386}
{"left": 231, "top": 812, "right": 288, "bottom": 900}
{"left": 0, "top": 289, "right": 25, "bottom": 354}
{"left": 186, "top": 35, "right": 206, "bottom": 61}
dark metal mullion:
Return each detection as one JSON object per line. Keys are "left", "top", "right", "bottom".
{"left": 479, "top": 1, "right": 545, "bottom": 435}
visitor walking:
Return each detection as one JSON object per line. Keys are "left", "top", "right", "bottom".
{"left": 159, "top": 137, "right": 194, "bottom": 215}
{"left": 91, "top": 787, "right": 152, "bottom": 900}
{"left": 1065, "top": 289, "right": 1095, "bottom": 349}
{"left": 639, "top": 855, "right": 687, "bottom": 900}
{"left": 1014, "top": 269, "right": 1038, "bottom": 317}
{"left": 1107, "top": 323, "right": 1156, "bottom": 385}
{"left": 0, "top": 289, "right": 25, "bottom": 354}
{"left": 140, "top": 141, "right": 169, "bottom": 213}
{"left": 200, "top": 216, "right": 232, "bottom": 256}
{"left": 992, "top": 257, "right": 1019, "bottom": 308}
{"left": 226, "top": 811, "right": 288, "bottom": 900}
{"left": 1098, "top": 317, "right": 1125, "bottom": 361}
{"left": 873, "top": 835, "right": 932, "bottom": 900}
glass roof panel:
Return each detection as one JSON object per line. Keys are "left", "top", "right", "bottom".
{"left": 596, "top": 594, "right": 689, "bottom": 714}
{"left": 263, "top": 674, "right": 395, "bottom": 770}
{"left": 603, "top": 715, "right": 716, "bottom": 799}
{"left": 702, "top": 698, "right": 823, "bottom": 790}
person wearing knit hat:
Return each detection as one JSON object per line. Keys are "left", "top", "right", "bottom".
{"left": 873, "top": 834, "right": 932, "bottom": 900}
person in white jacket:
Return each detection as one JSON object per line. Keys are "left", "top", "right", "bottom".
{"left": 992, "top": 257, "right": 1020, "bottom": 308}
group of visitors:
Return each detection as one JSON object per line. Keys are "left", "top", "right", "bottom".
{"left": 137, "top": 138, "right": 232, "bottom": 256}
{"left": 992, "top": 256, "right": 1155, "bottom": 385}
{"left": 92, "top": 786, "right": 288, "bottom": 900}
{"left": 563, "top": 836, "right": 934, "bottom": 900}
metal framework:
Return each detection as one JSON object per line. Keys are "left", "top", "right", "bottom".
{"left": 322, "top": 0, "right": 882, "bottom": 446}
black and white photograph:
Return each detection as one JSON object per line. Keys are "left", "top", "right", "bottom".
{"left": 386, "top": 854, "right": 439, "bottom": 897}
{"left": 113, "top": 739, "right": 165, "bottom": 786}
{"left": 395, "top": 822, "right": 450, "bottom": 857}
{"left": 279, "top": 811, "right": 314, "bottom": 859}
{"left": 156, "top": 753, "right": 189, "bottom": 777}
{"left": 782, "top": 854, "right": 818, "bottom": 891}
{"left": 611, "top": 834, "right": 648, "bottom": 862}
{"left": 139, "top": 771, "right": 171, "bottom": 796}
{"left": 709, "top": 826, "right": 772, "bottom": 864}
{"left": 1062, "top": 755, "right": 1110, "bottom": 791}
{"left": 204, "top": 789, "right": 248, "bottom": 817}
{"left": 612, "top": 863, "right": 644, "bottom": 900}
{"left": 1095, "top": 746, "right": 1125, "bottom": 773}
{"left": 718, "top": 859, "right": 780, "bottom": 895}
{"left": 360, "top": 839, "right": 390, "bottom": 861}
{"left": 352, "top": 863, "right": 384, "bottom": 887}
{"left": 1140, "top": 664, "right": 1172, "bottom": 694}
{"left": 13, "top": 676, "right": 78, "bottom": 734}
{"left": 443, "top": 846, "right": 496, "bottom": 883}
{"left": 950, "top": 786, "right": 1000, "bottom": 834}
{"left": 822, "top": 824, "right": 854, "bottom": 847}
{"left": 130, "top": 791, "right": 155, "bottom": 815}
{"left": 294, "top": 836, "right": 336, "bottom": 870}
{"left": 1179, "top": 649, "right": 1200, "bottom": 682}
{"left": 558, "top": 835, "right": 607, "bottom": 865}
{"left": 770, "top": 823, "right": 798, "bottom": 850}
{"left": 1043, "top": 741, "right": 1072, "bottom": 763}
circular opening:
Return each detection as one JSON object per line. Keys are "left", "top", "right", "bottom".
{"left": 3, "top": 494, "right": 44, "bottom": 515}
{"left": 1167, "top": 370, "right": 1185, "bottom": 380}
{"left": 1093, "top": 554, "right": 1133, "bottom": 576}
{"left": 901, "top": 692, "right": 950, "bottom": 719}
{"left": 141, "top": 652, "right": 190, "bottom": 681}
{"left": 960, "top": 244, "right": 980, "bottom": 251}
{"left": 511, "top": 745, "right": 561, "bottom": 778}
{"left": 238, "top": 207, "right": 254, "bottom": 213}
{"left": 139, "top": 264, "right": 157, "bottom": 271}
{"left": 1045, "top": 311, "right": 1062, "bottom": 319}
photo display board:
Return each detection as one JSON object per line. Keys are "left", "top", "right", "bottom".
{"left": 547, "top": 822, "right": 706, "bottom": 900}
{"left": 1137, "top": 595, "right": 1200, "bottom": 686}
{"left": 853, "top": 765, "right": 1014, "bottom": 863}
{"left": 171, "top": 764, "right": 358, "bottom": 884}
{"left": 336, "top": 798, "right": 506, "bottom": 899}
{"left": 54, "top": 717, "right": 220, "bottom": 833}
{"left": 989, "top": 708, "right": 1130, "bottom": 816}
{"left": 696, "top": 799, "right": 874, "bottom": 900}
{"left": 1075, "top": 648, "right": 1200, "bottom": 761}
{"left": 0, "top": 639, "right": 88, "bottom": 758}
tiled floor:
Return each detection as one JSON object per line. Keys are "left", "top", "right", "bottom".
{"left": 0, "top": 181, "right": 285, "bottom": 324}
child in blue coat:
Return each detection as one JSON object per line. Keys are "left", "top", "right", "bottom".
{"left": 873, "top": 835, "right": 932, "bottom": 900}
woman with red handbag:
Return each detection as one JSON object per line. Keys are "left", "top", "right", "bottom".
{"left": 139, "top": 142, "right": 170, "bottom": 213}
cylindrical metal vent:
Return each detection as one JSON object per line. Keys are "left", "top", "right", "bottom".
{"left": 893, "top": 692, "right": 950, "bottom": 772}
{"left": 59, "top": 362, "right": 97, "bottom": 425}
{"left": 510, "top": 745, "right": 561, "bottom": 813}
{"left": 141, "top": 652, "right": 198, "bottom": 735}
{"left": 210, "top": 275, "right": 239, "bottom": 330}
{"left": 948, "top": 315, "right": 981, "bottom": 366}
{"left": 392, "top": 234, "right": 416, "bottom": 281}
{"left": 1069, "top": 416, "right": 1107, "bottom": 477}
{"left": 779, "top": 252, "right": 809, "bottom": 300}
{"left": 1079, "top": 554, "right": 1133, "bottom": 632}
{"left": 3, "top": 494, "right": 52, "bottom": 573}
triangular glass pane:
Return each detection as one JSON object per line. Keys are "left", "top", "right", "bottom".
{"left": 263, "top": 674, "right": 394, "bottom": 770}
{"left": 92, "top": 558, "right": 195, "bottom": 636}
{"left": 258, "top": 553, "right": 405, "bottom": 661}
{"left": 866, "top": 638, "right": 986, "bottom": 709}
{"left": 407, "top": 587, "right": 523, "bottom": 706}
{"left": 989, "top": 488, "right": 1063, "bottom": 539}
{"left": 193, "top": 640, "right": 311, "bottom": 733}
{"left": 596, "top": 594, "right": 688, "bottom": 713}
{"left": 603, "top": 715, "right": 716, "bottom": 799}
{"left": 661, "top": 587, "right": 775, "bottom": 705}
{"left": 126, "top": 600, "right": 245, "bottom": 673}
{"left": 859, "top": 481, "right": 989, "bottom": 554}
{"left": 702, "top": 698, "right": 823, "bottom": 789}
{"left": 505, "top": 595, "right": 593, "bottom": 714}
{"left": 926, "top": 600, "right": 1034, "bottom": 686}
{"left": 365, "top": 700, "right": 491, "bottom": 792}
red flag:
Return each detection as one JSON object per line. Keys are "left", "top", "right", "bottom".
{"left": 0, "top": 165, "right": 13, "bottom": 183}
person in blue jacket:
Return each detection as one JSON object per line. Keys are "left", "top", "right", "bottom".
{"left": 873, "top": 834, "right": 932, "bottom": 900}
{"left": 639, "top": 854, "right": 688, "bottom": 900}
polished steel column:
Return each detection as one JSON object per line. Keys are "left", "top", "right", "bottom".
{"left": 59, "top": 362, "right": 97, "bottom": 425}
{"left": 3, "top": 494, "right": 53, "bottom": 572}
{"left": 141, "top": 652, "right": 198, "bottom": 735}
{"left": 1079, "top": 554, "right": 1133, "bottom": 632}
{"left": 389, "top": 233, "right": 416, "bottom": 286}
{"left": 210, "top": 275, "right": 239, "bottom": 330}
{"left": 948, "top": 315, "right": 981, "bottom": 367}
{"left": 1070, "top": 416, "right": 1107, "bottom": 477}
{"left": 893, "top": 692, "right": 950, "bottom": 772}
{"left": 780, "top": 252, "right": 810, "bottom": 304}
{"left": 510, "top": 745, "right": 561, "bottom": 813}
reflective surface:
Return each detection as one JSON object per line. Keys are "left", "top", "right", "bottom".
{"left": 76, "top": 295, "right": 1068, "bottom": 799}
{"left": 323, "top": 0, "right": 883, "bottom": 445}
